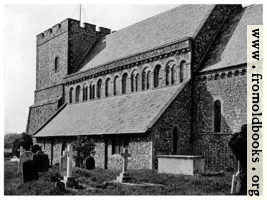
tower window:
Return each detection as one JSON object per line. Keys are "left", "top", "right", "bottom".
{"left": 214, "top": 100, "right": 222, "bottom": 133}
{"left": 54, "top": 56, "right": 59, "bottom": 72}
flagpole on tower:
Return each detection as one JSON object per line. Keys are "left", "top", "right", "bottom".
{"left": 79, "top": 4, "right": 81, "bottom": 23}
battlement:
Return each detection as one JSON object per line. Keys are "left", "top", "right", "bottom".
{"left": 36, "top": 18, "right": 111, "bottom": 46}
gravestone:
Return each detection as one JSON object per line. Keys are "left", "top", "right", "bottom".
{"left": 18, "top": 146, "right": 25, "bottom": 157}
{"left": 116, "top": 148, "right": 132, "bottom": 183}
{"left": 33, "top": 150, "right": 49, "bottom": 172}
{"left": 85, "top": 156, "right": 95, "bottom": 170}
{"left": 60, "top": 153, "right": 67, "bottom": 177}
{"left": 18, "top": 151, "right": 34, "bottom": 173}
{"left": 22, "top": 160, "right": 39, "bottom": 182}
{"left": 60, "top": 144, "right": 78, "bottom": 188}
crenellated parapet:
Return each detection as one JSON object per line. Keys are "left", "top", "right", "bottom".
{"left": 36, "top": 18, "right": 111, "bottom": 46}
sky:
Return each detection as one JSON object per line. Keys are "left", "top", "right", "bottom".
{"left": 3, "top": 4, "right": 178, "bottom": 133}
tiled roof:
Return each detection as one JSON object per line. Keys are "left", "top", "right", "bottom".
{"left": 79, "top": 5, "right": 215, "bottom": 72}
{"left": 34, "top": 84, "right": 186, "bottom": 137}
{"left": 200, "top": 5, "right": 263, "bottom": 72}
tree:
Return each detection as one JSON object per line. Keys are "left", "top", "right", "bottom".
{"left": 72, "top": 136, "right": 96, "bottom": 168}
{"left": 12, "top": 132, "right": 33, "bottom": 157}
{"left": 20, "top": 132, "right": 33, "bottom": 150}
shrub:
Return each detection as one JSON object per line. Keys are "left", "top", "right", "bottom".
{"left": 72, "top": 136, "right": 96, "bottom": 168}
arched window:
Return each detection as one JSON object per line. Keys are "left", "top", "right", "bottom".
{"left": 113, "top": 76, "right": 119, "bottom": 96}
{"left": 122, "top": 73, "right": 128, "bottom": 94}
{"left": 171, "top": 67, "right": 175, "bottom": 85}
{"left": 214, "top": 100, "right": 222, "bottom": 133}
{"left": 172, "top": 127, "right": 178, "bottom": 155}
{"left": 131, "top": 74, "right": 135, "bottom": 92}
{"left": 142, "top": 69, "right": 146, "bottom": 90}
{"left": 83, "top": 84, "right": 88, "bottom": 101}
{"left": 180, "top": 61, "right": 186, "bottom": 83}
{"left": 105, "top": 78, "right": 111, "bottom": 97}
{"left": 69, "top": 87, "right": 73, "bottom": 103}
{"left": 135, "top": 73, "right": 139, "bottom": 91}
{"left": 97, "top": 79, "right": 102, "bottom": 98}
{"left": 54, "top": 56, "right": 59, "bottom": 72}
{"left": 146, "top": 71, "right": 150, "bottom": 89}
{"left": 90, "top": 82, "right": 95, "bottom": 100}
{"left": 154, "top": 65, "right": 161, "bottom": 88}
{"left": 165, "top": 65, "right": 170, "bottom": 86}
{"left": 131, "top": 70, "right": 139, "bottom": 92}
{"left": 75, "top": 85, "right": 80, "bottom": 102}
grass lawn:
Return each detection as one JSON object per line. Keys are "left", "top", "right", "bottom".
{"left": 4, "top": 159, "right": 233, "bottom": 195}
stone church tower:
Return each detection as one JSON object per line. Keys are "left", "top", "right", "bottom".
{"left": 26, "top": 19, "right": 111, "bottom": 135}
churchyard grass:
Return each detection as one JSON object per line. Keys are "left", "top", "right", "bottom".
{"left": 5, "top": 160, "right": 233, "bottom": 195}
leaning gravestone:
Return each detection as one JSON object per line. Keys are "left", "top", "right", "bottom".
{"left": 22, "top": 160, "right": 39, "bottom": 182}
{"left": 18, "top": 151, "right": 34, "bottom": 173}
{"left": 85, "top": 156, "right": 95, "bottom": 170}
{"left": 33, "top": 150, "right": 49, "bottom": 172}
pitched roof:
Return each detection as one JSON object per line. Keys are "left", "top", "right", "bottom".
{"left": 200, "top": 5, "right": 263, "bottom": 72}
{"left": 79, "top": 5, "right": 215, "bottom": 72}
{"left": 34, "top": 84, "right": 186, "bottom": 137}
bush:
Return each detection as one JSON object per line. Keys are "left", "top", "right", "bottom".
{"left": 72, "top": 136, "right": 96, "bottom": 168}
{"left": 12, "top": 133, "right": 33, "bottom": 157}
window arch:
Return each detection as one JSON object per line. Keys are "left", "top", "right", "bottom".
{"left": 130, "top": 70, "right": 139, "bottom": 92}
{"left": 122, "top": 73, "right": 128, "bottom": 94}
{"left": 82, "top": 84, "right": 88, "bottom": 101}
{"left": 165, "top": 64, "right": 170, "bottom": 86}
{"left": 69, "top": 87, "right": 73, "bottom": 103}
{"left": 97, "top": 79, "right": 102, "bottom": 98}
{"left": 75, "top": 85, "right": 81, "bottom": 102}
{"left": 179, "top": 61, "right": 186, "bottom": 83}
{"left": 113, "top": 76, "right": 119, "bottom": 96}
{"left": 214, "top": 100, "right": 222, "bottom": 133}
{"left": 54, "top": 56, "right": 59, "bottom": 72}
{"left": 90, "top": 82, "right": 95, "bottom": 100}
{"left": 154, "top": 65, "right": 161, "bottom": 88}
{"left": 105, "top": 77, "right": 111, "bottom": 97}
{"left": 135, "top": 73, "right": 139, "bottom": 91}
{"left": 146, "top": 71, "right": 151, "bottom": 89}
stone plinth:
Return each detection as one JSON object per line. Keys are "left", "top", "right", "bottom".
{"left": 158, "top": 155, "right": 205, "bottom": 176}
{"left": 116, "top": 172, "right": 132, "bottom": 183}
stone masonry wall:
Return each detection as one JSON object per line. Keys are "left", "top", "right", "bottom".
{"left": 192, "top": 67, "right": 247, "bottom": 170}
{"left": 152, "top": 81, "right": 192, "bottom": 169}
{"left": 27, "top": 102, "right": 59, "bottom": 135}
{"left": 35, "top": 134, "right": 152, "bottom": 170}
{"left": 35, "top": 85, "right": 63, "bottom": 104}
{"left": 106, "top": 134, "right": 152, "bottom": 170}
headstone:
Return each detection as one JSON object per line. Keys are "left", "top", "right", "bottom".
{"left": 33, "top": 150, "right": 49, "bottom": 172}
{"left": 60, "top": 144, "right": 78, "bottom": 188}
{"left": 85, "top": 156, "right": 95, "bottom": 170}
{"left": 22, "top": 160, "right": 39, "bottom": 182}
{"left": 116, "top": 148, "right": 132, "bottom": 183}
{"left": 17, "top": 151, "right": 34, "bottom": 173}
{"left": 60, "top": 152, "right": 67, "bottom": 177}
{"left": 18, "top": 146, "right": 25, "bottom": 157}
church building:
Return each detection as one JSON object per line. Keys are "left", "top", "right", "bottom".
{"left": 26, "top": 4, "right": 262, "bottom": 170}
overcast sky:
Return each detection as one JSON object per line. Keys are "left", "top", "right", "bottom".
{"left": 3, "top": 4, "right": 178, "bottom": 133}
